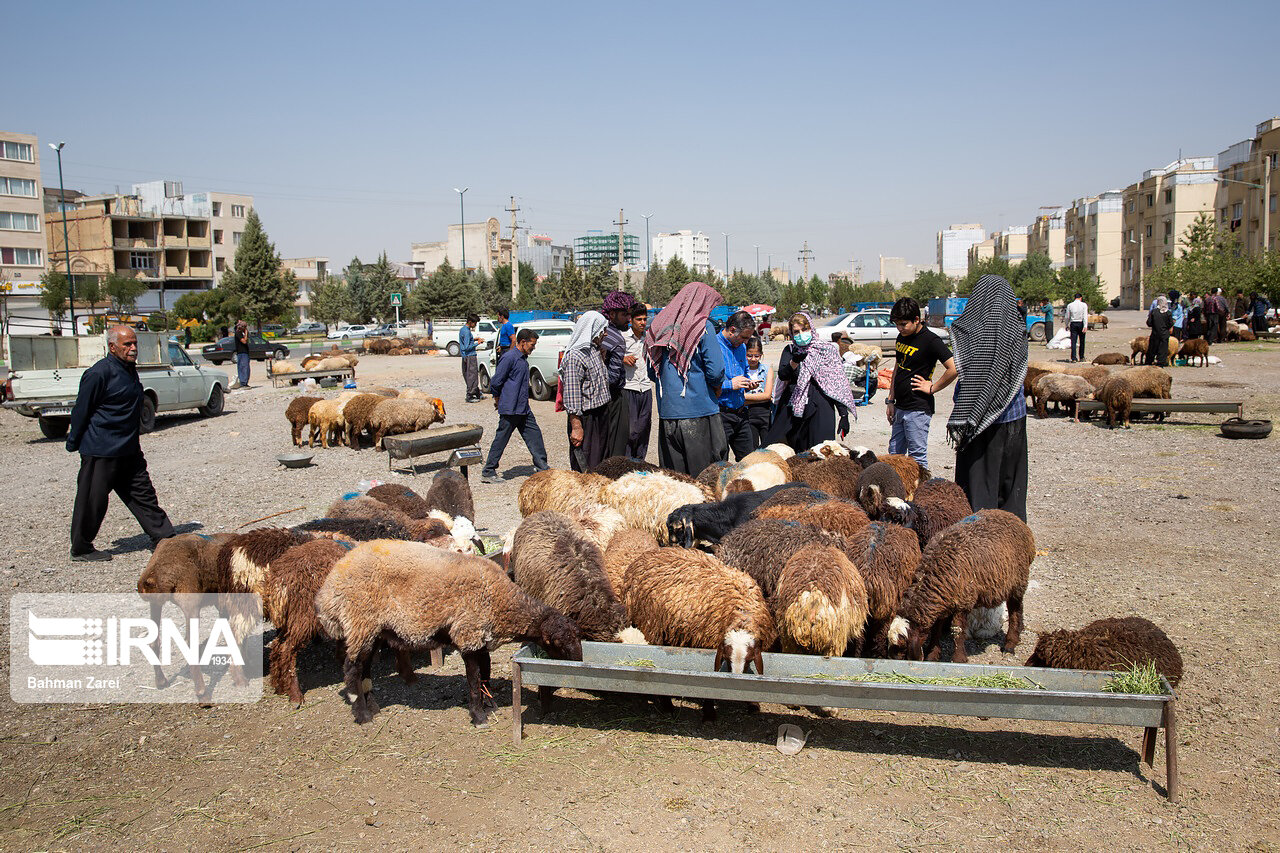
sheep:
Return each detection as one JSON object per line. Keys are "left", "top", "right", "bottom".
{"left": 1225, "top": 319, "right": 1242, "bottom": 341}
{"left": 325, "top": 494, "right": 414, "bottom": 528}
{"left": 366, "top": 483, "right": 431, "bottom": 519}
{"left": 1031, "top": 373, "right": 1095, "bottom": 422}
{"left": 837, "top": 522, "right": 921, "bottom": 656}
{"left": 1024, "top": 616, "right": 1183, "bottom": 687}
{"left": 398, "top": 389, "right": 447, "bottom": 419}
{"left": 1088, "top": 313, "right": 1109, "bottom": 329}
{"left": 518, "top": 469, "right": 609, "bottom": 516}
{"left": 875, "top": 478, "right": 973, "bottom": 551}
{"left": 307, "top": 398, "right": 346, "bottom": 448}
{"left": 1129, "top": 336, "right": 1149, "bottom": 362}
{"left": 1094, "top": 374, "right": 1134, "bottom": 429}
{"left": 773, "top": 543, "right": 869, "bottom": 658}
{"left": 1179, "top": 337, "right": 1210, "bottom": 367}
{"left": 285, "top": 396, "right": 322, "bottom": 446}
{"left": 665, "top": 483, "right": 811, "bottom": 548}
{"left": 294, "top": 516, "right": 414, "bottom": 542}
{"left": 341, "top": 394, "right": 387, "bottom": 448}
{"left": 756, "top": 498, "right": 870, "bottom": 539}
{"left": 367, "top": 398, "right": 444, "bottom": 446}
{"left": 1061, "top": 364, "right": 1110, "bottom": 392}
{"left": 299, "top": 354, "right": 323, "bottom": 370}
{"left": 597, "top": 471, "right": 707, "bottom": 543}
{"left": 622, "top": 546, "right": 776, "bottom": 720}
{"left": 363, "top": 386, "right": 400, "bottom": 397}
{"left": 856, "top": 461, "right": 908, "bottom": 516}
{"left": 717, "top": 448, "right": 793, "bottom": 496}
{"left": 1166, "top": 336, "right": 1182, "bottom": 361}
{"left": 696, "top": 460, "right": 732, "bottom": 494}
{"left": 312, "top": 356, "right": 352, "bottom": 372}
{"left": 715, "top": 518, "right": 840, "bottom": 599}
{"left": 316, "top": 542, "right": 583, "bottom": 725}
{"left": 880, "top": 454, "right": 930, "bottom": 498}
{"left": 791, "top": 455, "right": 866, "bottom": 501}
{"left": 1239, "top": 325, "right": 1257, "bottom": 342}
{"left": 888, "top": 509, "right": 1034, "bottom": 663}
{"left": 424, "top": 468, "right": 476, "bottom": 522}
{"left": 1092, "top": 352, "right": 1131, "bottom": 366}
{"left": 752, "top": 485, "right": 831, "bottom": 514}
{"left": 1118, "top": 365, "right": 1173, "bottom": 400}
{"left": 563, "top": 502, "right": 627, "bottom": 552}
{"left": 591, "top": 455, "right": 661, "bottom": 479}
{"left": 1025, "top": 361, "right": 1067, "bottom": 397}
{"left": 509, "top": 512, "right": 640, "bottom": 642}
{"left": 270, "top": 360, "right": 301, "bottom": 376}
{"left": 601, "top": 527, "right": 660, "bottom": 597}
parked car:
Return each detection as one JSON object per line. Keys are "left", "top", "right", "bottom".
{"left": 367, "top": 323, "right": 399, "bottom": 338}
{"left": 327, "top": 324, "right": 373, "bottom": 341}
{"left": 201, "top": 332, "right": 289, "bottom": 364}
{"left": 291, "top": 321, "right": 327, "bottom": 336}
{"left": 435, "top": 318, "right": 499, "bottom": 356}
{"left": 260, "top": 323, "right": 287, "bottom": 338}
{"left": 818, "top": 309, "right": 949, "bottom": 353}
{"left": 477, "top": 319, "right": 574, "bottom": 401}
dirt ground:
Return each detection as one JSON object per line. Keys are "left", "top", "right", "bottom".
{"left": 1, "top": 311, "right": 1277, "bottom": 851}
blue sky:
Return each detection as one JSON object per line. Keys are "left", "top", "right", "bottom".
{"left": 11, "top": 1, "right": 1278, "bottom": 279}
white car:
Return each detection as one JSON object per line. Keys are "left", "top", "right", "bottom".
{"left": 328, "top": 324, "right": 372, "bottom": 341}
{"left": 818, "top": 309, "right": 949, "bottom": 353}
{"left": 477, "top": 319, "right": 574, "bottom": 401}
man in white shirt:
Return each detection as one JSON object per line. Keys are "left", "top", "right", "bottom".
{"left": 1064, "top": 293, "right": 1089, "bottom": 362}
{"left": 622, "top": 304, "right": 653, "bottom": 459}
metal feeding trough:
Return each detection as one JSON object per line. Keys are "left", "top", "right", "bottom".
{"left": 512, "top": 642, "right": 1180, "bottom": 799}
{"left": 381, "top": 423, "right": 483, "bottom": 475}
{"left": 276, "top": 452, "right": 314, "bottom": 469}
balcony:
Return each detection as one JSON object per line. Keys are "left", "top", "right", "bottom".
{"left": 116, "top": 267, "right": 160, "bottom": 280}
{"left": 114, "top": 237, "right": 159, "bottom": 249}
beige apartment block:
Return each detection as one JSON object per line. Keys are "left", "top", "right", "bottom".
{"left": 1065, "top": 191, "right": 1124, "bottom": 305}
{"left": 45, "top": 193, "right": 213, "bottom": 313}
{"left": 937, "top": 223, "right": 984, "bottom": 277}
{"left": 1027, "top": 206, "right": 1067, "bottom": 268}
{"left": 1120, "top": 157, "right": 1217, "bottom": 308}
{"left": 1215, "top": 117, "right": 1280, "bottom": 258}
{"left": 1, "top": 132, "right": 46, "bottom": 297}
{"left": 878, "top": 256, "right": 929, "bottom": 287}
{"left": 966, "top": 237, "right": 994, "bottom": 271}
{"left": 210, "top": 191, "right": 252, "bottom": 283}
{"left": 411, "top": 218, "right": 504, "bottom": 276}
{"left": 281, "top": 257, "right": 329, "bottom": 321}
{"left": 993, "top": 226, "right": 1029, "bottom": 263}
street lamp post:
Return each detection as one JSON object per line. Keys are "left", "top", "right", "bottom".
{"left": 49, "top": 142, "right": 76, "bottom": 332}
{"left": 453, "top": 187, "right": 469, "bottom": 274}
{"left": 641, "top": 213, "right": 653, "bottom": 270}
{"left": 753, "top": 244, "right": 760, "bottom": 277}
{"left": 721, "top": 232, "right": 731, "bottom": 279}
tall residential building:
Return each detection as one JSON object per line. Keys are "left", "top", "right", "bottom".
{"left": 411, "top": 217, "right": 504, "bottom": 276}
{"left": 992, "top": 226, "right": 1029, "bottom": 263}
{"left": 44, "top": 188, "right": 214, "bottom": 314}
{"left": 210, "top": 191, "right": 252, "bottom": 283}
{"left": 1216, "top": 117, "right": 1280, "bottom": 257}
{"left": 1027, "top": 206, "right": 1067, "bottom": 268}
{"left": 1120, "top": 157, "right": 1217, "bottom": 308}
{"left": 966, "top": 238, "right": 995, "bottom": 271}
{"left": 517, "top": 234, "right": 573, "bottom": 279}
{"left": 1064, "top": 191, "right": 1124, "bottom": 305}
{"left": 574, "top": 231, "right": 638, "bottom": 269}
{"left": 0, "top": 132, "right": 46, "bottom": 309}
{"left": 281, "top": 257, "right": 329, "bottom": 322}
{"left": 878, "top": 256, "right": 929, "bottom": 287}
{"left": 936, "top": 223, "right": 984, "bottom": 277}
{"left": 652, "top": 230, "right": 711, "bottom": 274}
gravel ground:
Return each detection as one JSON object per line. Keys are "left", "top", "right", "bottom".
{"left": 1, "top": 310, "right": 1277, "bottom": 850}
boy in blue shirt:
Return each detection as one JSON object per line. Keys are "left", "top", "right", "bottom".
{"left": 459, "top": 314, "right": 481, "bottom": 402}
{"left": 495, "top": 308, "right": 515, "bottom": 358}
{"left": 481, "top": 328, "right": 548, "bottom": 483}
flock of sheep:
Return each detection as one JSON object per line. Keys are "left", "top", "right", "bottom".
{"left": 138, "top": 434, "right": 1183, "bottom": 729}
{"left": 284, "top": 388, "right": 446, "bottom": 449}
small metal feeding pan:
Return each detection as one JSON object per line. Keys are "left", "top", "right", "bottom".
{"left": 276, "top": 452, "right": 315, "bottom": 469}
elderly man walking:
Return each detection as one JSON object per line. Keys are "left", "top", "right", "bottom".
{"left": 66, "top": 325, "right": 175, "bottom": 561}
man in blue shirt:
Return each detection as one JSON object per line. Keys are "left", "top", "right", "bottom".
{"left": 459, "top": 313, "right": 481, "bottom": 402}
{"left": 715, "top": 310, "right": 759, "bottom": 461}
{"left": 495, "top": 309, "right": 515, "bottom": 358}
{"left": 481, "top": 328, "right": 548, "bottom": 484}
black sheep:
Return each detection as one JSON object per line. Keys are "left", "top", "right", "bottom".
{"left": 666, "top": 483, "right": 810, "bottom": 548}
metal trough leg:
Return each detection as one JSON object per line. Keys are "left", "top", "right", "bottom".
{"left": 1142, "top": 726, "right": 1157, "bottom": 766}
{"left": 511, "top": 659, "right": 523, "bottom": 743}
{"left": 1164, "top": 700, "right": 1179, "bottom": 801}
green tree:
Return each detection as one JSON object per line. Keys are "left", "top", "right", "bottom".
{"left": 906, "top": 269, "right": 952, "bottom": 303}
{"left": 723, "top": 271, "right": 756, "bottom": 306}
{"left": 311, "top": 277, "right": 354, "bottom": 328}
{"left": 641, "top": 264, "right": 671, "bottom": 306}
{"left": 584, "top": 262, "right": 618, "bottom": 306}
{"left": 1009, "top": 253, "right": 1058, "bottom": 305}
{"left": 958, "top": 256, "right": 1013, "bottom": 295}
{"left": 355, "top": 253, "right": 399, "bottom": 322}
{"left": 173, "top": 290, "right": 209, "bottom": 322}
{"left": 39, "top": 271, "right": 69, "bottom": 324}
{"left": 758, "top": 269, "right": 780, "bottom": 306}
{"left": 776, "top": 281, "right": 808, "bottom": 318}
{"left": 663, "top": 256, "right": 692, "bottom": 296}
{"left": 828, "top": 278, "right": 854, "bottom": 313}
{"left": 1056, "top": 267, "right": 1108, "bottom": 313}
{"left": 219, "top": 209, "right": 296, "bottom": 327}
{"left": 807, "top": 275, "right": 828, "bottom": 311}
{"left": 102, "top": 272, "right": 149, "bottom": 315}
{"left": 407, "top": 258, "right": 479, "bottom": 318}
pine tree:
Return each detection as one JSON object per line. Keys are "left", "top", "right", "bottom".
{"left": 311, "top": 277, "right": 355, "bottom": 327}
{"left": 663, "top": 257, "right": 692, "bottom": 295}
{"left": 641, "top": 264, "right": 671, "bottom": 306}
{"left": 219, "top": 210, "right": 296, "bottom": 327}
{"left": 828, "top": 278, "right": 855, "bottom": 314}
{"left": 807, "top": 274, "right": 828, "bottom": 310}
{"left": 406, "top": 258, "right": 479, "bottom": 319}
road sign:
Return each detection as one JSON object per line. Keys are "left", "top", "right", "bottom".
{"left": 390, "top": 293, "right": 402, "bottom": 306}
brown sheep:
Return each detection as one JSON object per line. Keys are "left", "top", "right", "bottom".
{"left": 752, "top": 485, "right": 830, "bottom": 514}
{"left": 307, "top": 398, "right": 346, "bottom": 448}
{"left": 773, "top": 543, "right": 869, "bottom": 657}
{"left": 888, "top": 509, "right": 1034, "bottom": 663}
{"left": 425, "top": 469, "right": 475, "bottom": 522}
{"left": 1118, "top": 365, "right": 1173, "bottom": 399}
{"left": 757, "top": 499, "right": 870, "bottom": 539}
{"left": 875, "top": 478, "right": 973, "bottom": 551}
{"left": 601, "top": 527, "right": 659, "bottom": 597}
{"left": 325, "top": 494, "right": 414, "bottom": 528}
{"left": 1166, "top": 336, "right": 1181, "bottom": 361}
{"left": 1095, "top": 375, "right": 1133, "bottom": 429}
{"left": 1024, "top": 616, "right": 1183, "bottom": 687}
{"left": 696, "top": 461, "right": 732, "bottom": 494}
{"left": 1024, "top": 361, "right": 1067, "bottom": 397}
{"left": 1179, "top": 337, "right": 1210, "bottom": 367}
{"left": 1129, "top": 336, "right": 1149, "bottom": 362}
{"left": 715, "top": 518, "right": 840, "bottom": 599}
{"left": 1088, "top": 313, "right": 1108, "bottom": 329}
{"left": 367, "top": 483, "right": 431, "bottom": 519}
{"left": 838, "top": 522, "right": 921, "bottom": 656}
{"left": 880, "top": 454, "right": 930, "bottom": 497}
{"left": 285, "top": 396, "right": 322, "bottom": 447}
{"left": 1061, "top": 364, "right": 1110, "bottom": 391}
{"left": 367, "top": 398, "right": 444, "bottom": 446}
{"left": 856, "top": 461, "right": 908, "bottom": 516}
{"left": 1031, "top": 373, "right": 1095, "bottom": 422}
{"left": 1238, "top": 326, "right": 1257, "bottom": 342}
{"left": 791, "top": 455, "right": 865, "bottom": 501}
{"left": 518, "top": 469, "right": 609, "bottom": 516}
{"left": 341, "top": 394, "right": 386, "bottom": 448}
{"left": 1091, "top": 352, "right": 1131, "bottom": 366}
{"left": 591, "top": 455, "right": 661, "bottom": 479}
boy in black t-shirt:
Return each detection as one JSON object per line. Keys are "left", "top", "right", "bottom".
{"left": 886, "top": 297, "right": 957, "bottom": 468}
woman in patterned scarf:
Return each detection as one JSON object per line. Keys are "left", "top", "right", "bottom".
{"left": 763, "top": 311, "right": 857, "bottom": 450}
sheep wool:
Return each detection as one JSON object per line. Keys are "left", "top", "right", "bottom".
{"left": 1025, "top": 616, "right": 1183, "bottom": 687}
{"left": 263, "top": 537, "right": 353, "bottom": 704}
{"left": 773, "top": 543, "right": 869, "bottom": 657}
{"left": 424, "top": 469, "right": 476, "bottom": 523}
{"left": 715, "top": 518, "right": 841, "bottom": 599}
{"left": 341, "top": 394, "right": 387, "bottom": 448}
{"left": 325, "top": 494, "right": 413, "bottom": 529}
{"left": 856, "top": 461, "right": 908, "bottom": 516}
{"left": 601, "top": 527, "right": 660, "bottom": 597}
{"left": 717, "top": 448, "right": 793, "bottom": 497}
{"left": 285, "top": 396, "right": 322, "bottom": 447}
{"left": 1179, "top": 337, "right": 1209, "bottom": 367}
{"left": 307, "top": 398, "right": 347, "bottom": 448}
{"left": 878, "top": 478, "right": 972, "bottom": 550}
{"left": 879, "top": 454, "right": 930, "bottom": 498}
{"left": 563, "top": 502, "right": 626, "bottom": 552}
{"left": 367, "top": 483, "right": 432, "bottom": 519}
{"left": 751, "top": 485, "right": 831, "bottom": 515}
{"left": 367, "top": 398, "right": 444, "bottom": 445}
{"left": 1061, "top": 365, "right": 1111, "bottom": 392}
{"left": 1095, "top": 375, "right": 1133, "bottom": 429}
{"left": 597, "top": 471, "right": 707, "bottom": 543}
{"left": 294, "top": 516, "right": 413, "bottom": 542}
{"left": 591, "top": 455, "right": 660, "bottom": 479}
{"left": 517, "top": 469, "right": 609, "bottom": 517}
{"left": 756, "top": 499, "right": 869, "bottom": 540}
{"left": 1091, "top": 352, "right": 1131, "bottom": 366}
{"left": 137, "top": 532, "right": 236, "bottom": 596}
{"left": 791, "top": 455, "right": 866, "bottom": 501}
{"left": 1031, "top": 374, "right": 1095, "bottom": 421}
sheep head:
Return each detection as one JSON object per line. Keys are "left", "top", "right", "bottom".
{"left": 536, "top": 610, "right": 583, "bottom": 661}
{"left": 616, "top": 626, "right": 647, "bottom": 644}
{"left": 715, "top": 628, "right": 764, "bottom": 675}
{"left": 849, "top": 446, "right": 878, "bottom": 469}
{"left": 809, "top": 439, "right": 848, "bottom": 459}
{"left": 665, "top": 506, "right": 696, "bottom": 549}
{"left": 888, "top": 615, "right": 926, "bottom": 659}
{"left": 880, "top": 497, "right": 919, "bottom": 528}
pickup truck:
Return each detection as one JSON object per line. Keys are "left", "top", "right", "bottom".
{"left": 433, "top": 318, "right": 498, "bottom": 357}
{"left": 3, "top": 332, "right": 230, "bottom": 440}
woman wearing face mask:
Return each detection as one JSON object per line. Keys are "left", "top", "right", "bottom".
{"left": 742, "top": 334, "right": 774, "bottom": 449}
{"left": 763, "top": 312, "right": 857, "bottom": 451}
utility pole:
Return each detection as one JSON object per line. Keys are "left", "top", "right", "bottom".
{"left": 614, "top": 209, "right": 628, "bottom": 292}
{"left": 721, "top": 232, "right": 731, "bottom": 279}
{"left": 753, "top": 244, "right": 760, "bottom": 277}
{"left": 507, "top": 196, "right": 520, "bottom": 301}
{"left": 798, "top": 241, "right": 814, "bottom": 280}
{"left": 641, "top": 213, "right": 653, "bottom": 270}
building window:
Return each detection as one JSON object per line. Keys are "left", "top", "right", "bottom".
{"left": 232, "top": 231, "right": 242, "bottom": 246}
{"left": 231, "top": 204, "right": 245, "bottom": 218}
{"left": 1145, "top": 224, "right": 1153, "bottom": 238}
{"left": 1271, "top": 194, "right": 1277, "bottom": 214}
{"left": 211, "top": 202, "right": 221, "bottom": 217}
{"left": 1090, "top": 239, "right": 1096, "bottom": 250}
{"left": 1220, "top": 207, "right": 1228, "bottom": 221}
{"left": 0, "top": 141, "right": 34, "bottom": 162}
{"left": 0, "top": 177, "right": 37, "bottom": 197}
{"left": 129, "top": 251, "right": 154, "bottom": 270}
{"left": 1145, "top": 255, "right": 1152, "bottom": 269}
{"left": 1146, "top": 193, "right": 1154, "bottom": 208}
{"left": 1233, "top": 202, "right": 1243, "bottom": 219}
{"left": 0, "top": 247, "right": 41, "bottom": 265}
{"left": 1128, "top": 200, "right": 1136, "bottom": 213}
{"left": 1089, "top": 214, "right": 1097, "bottom": 225}
{"left": 216, "top": 257, "right": 226, "bottom": 272}
{"left": 0, "top": 211, "right": 40, "bottom": 231}
{"left": 214, "top": 229, "right": 223, "bottom": 244}
{"left": 1164, "top": 189, "right": 1173, "bottom": 204}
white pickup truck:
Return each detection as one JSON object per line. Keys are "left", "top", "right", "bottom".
{"left": 2, "top": 332, "right": 230, "bottom": 440}
{"left": 432, "top": 318, "right": 498, "bottom": 357}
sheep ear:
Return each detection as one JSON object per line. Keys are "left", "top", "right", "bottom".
{"left": 752, "top": 647, "right": 764, "bottom": 675}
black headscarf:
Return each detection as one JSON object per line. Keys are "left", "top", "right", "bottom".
{"left": 947, "top": 275, "right": 1027, "bottom": 449}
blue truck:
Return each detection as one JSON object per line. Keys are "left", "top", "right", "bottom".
{"left": 927, "top": 297, "right": 1049, "bottom": 342}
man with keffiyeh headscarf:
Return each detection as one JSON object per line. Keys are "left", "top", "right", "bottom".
{"left": 948, "top": 274, "right": 1028, "bottom": 521}
{"left": 643, "top": 281, "right": 727, "bottom": 476}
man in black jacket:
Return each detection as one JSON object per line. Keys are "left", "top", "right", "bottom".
{"left": 66, "top": 325, "right": 174, "bottom": 561}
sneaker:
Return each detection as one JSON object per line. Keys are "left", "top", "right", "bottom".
{"left": 70, "top": 549, "right": 112, "bottom": 562}
{"left": 479, "top": 473, "right": 500, "bottom": 485}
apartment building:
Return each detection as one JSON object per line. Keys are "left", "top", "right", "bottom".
{"left": 1215, "top": 117, "right": 1280, "bottom": 257}
{"left": 281, "top": 257, "right": 329, "bottom": 321}
{"left": 45, "top": 188, "right": 213, "bottom": 314}
{"left": 1027, "top": 206, "right": 1067, "bottom": 268}
{"left": 1064, "top": 191, "right": 1124, "bottom": 304}
{"left": 411, "top": 218, "right": 505, "bottom": 276}
{"left": 210, "top": 192, "right": 252, "bottom": 283}
{"left": 966, "top": 237, "right": 994, "bottom": 271}
{"left": 574, "top": 231, "right": 639, "bottom": 269}
{"left": 517, "top": 234, "right": 573, "bottom": 279}
{"left": 0, "top": 132, "right": 45, "bottom": 307}
{"left": 993, "top": 226, "right": 1029, "bottom": 263}
{"left": 878, "top": 256, "right": 930, "bottom": 287}
{"left": 652, "top": 230, "right": 711, "bottom": 274}
{"left": 1120, "top": 157, "right": 1217, "bottom": 308}
{"left": 937, "top": 223, "right": 984, "bottom": 277}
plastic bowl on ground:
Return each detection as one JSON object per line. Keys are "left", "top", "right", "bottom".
{"left": 277, "top": 452, "right": 315, "bottom": 468}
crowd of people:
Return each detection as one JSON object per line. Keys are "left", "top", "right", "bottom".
{"left": 1140, "top": 287, "right": 1272, "bottom": 366}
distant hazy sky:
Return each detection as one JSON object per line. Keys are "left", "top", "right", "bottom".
{"left": 11, "top": 1, "right": 1277, "bottom": 279}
